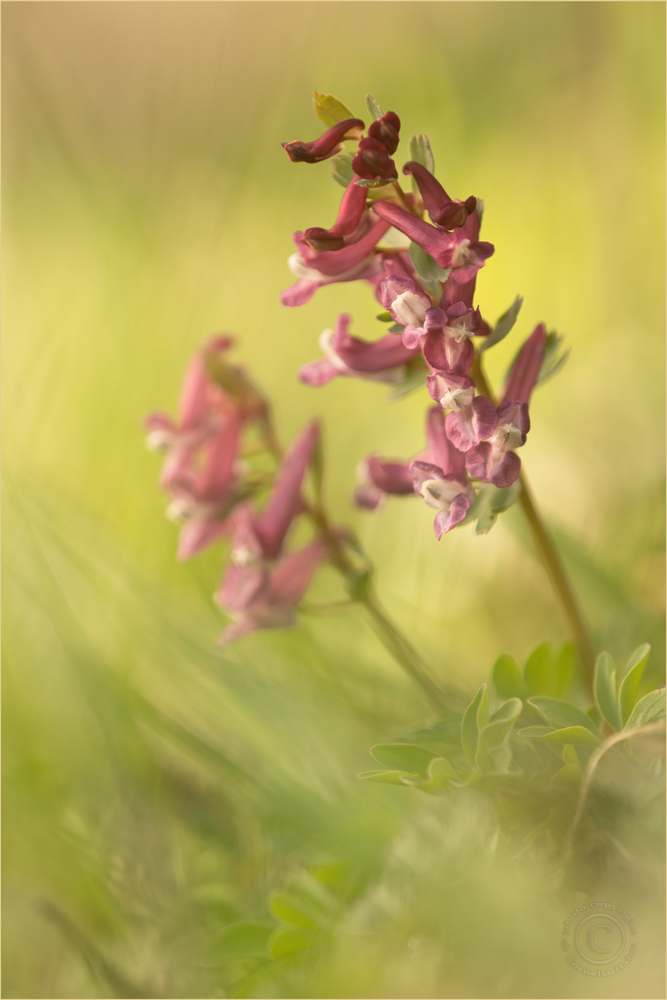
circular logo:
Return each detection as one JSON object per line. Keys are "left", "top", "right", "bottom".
{"left": 561, "top": 902, "right": 637, "bottom": 977}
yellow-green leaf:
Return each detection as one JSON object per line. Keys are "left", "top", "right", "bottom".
{"left": 313, "top": 91, "right": 361, "bottom": 132}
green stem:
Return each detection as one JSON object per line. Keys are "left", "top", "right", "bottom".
{"left": 561, "top": 720, "right": 666, "bottom": 876}
{"left": 391, "top": 180, "right": 419, "bottom": 216}
{"left": 360, "top": 593, "right": 450, "bottom": 712}
{"left": 259, "top": 416, "right": 450, "bottom": 713}
{"left": 471, "top": 355, "right": 595, "bottom": 689}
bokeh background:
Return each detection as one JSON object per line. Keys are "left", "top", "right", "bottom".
{"left": 3, "top": 3, "right": 665, "bottom": 998}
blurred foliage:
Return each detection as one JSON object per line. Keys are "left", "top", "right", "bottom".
{"left": 2, "top": 3, "right": 665, "bottom": 998}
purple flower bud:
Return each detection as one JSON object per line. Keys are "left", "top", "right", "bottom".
{"left": 368, "top": 111, "right": 401, "bottom": 154}
{"left": 352, "top": 138, "right": 398, "bottom": 182}
{"left": 282, "top": 118, "right": 365, "bottom": 163}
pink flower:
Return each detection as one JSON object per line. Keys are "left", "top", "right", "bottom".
{"left": 379, "top": 273, "right": 432, "bottom": 348}
{"left": 372, "top": 200, "right": 494, "bottom": 283}
{"left": 410, "top": 409, "right": 475, "bottom": 539}
{"left": 354, "top": 456, "right": 415, "bottom": 509}
{"left": 466, "top": 324, "right": 547, "bottom": 487}
{"left": 146, "top": 337, "right": 253, "bottom": 560}
{"left": 402, "top": 161, "right": 476, "bottom": 230}
{"left": 218, "top": 537, "right": 330, "bottom": 644}
{"left": 302, "top": 178, "right": 368, "bottom": 252}
{"left": 282, "top": 118, "right": 365, "bottom": 163}
{"left": 355, "top": 408, "right": 473, "bottom": 539}
{"left": 300, "top": 314, "right": 420, "bottom": 386}
{"left": 216, "top": 423, "right": 331, "bottom": 644}
{"left": 281, "top": 214, "right": 389, "bottom": 307}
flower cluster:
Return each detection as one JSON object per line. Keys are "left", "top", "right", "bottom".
{"left": 146, "top": 337, "right": 333, "bottom": 643}
{"left": 282, "top": 93, "right": 556, "bottom": 539}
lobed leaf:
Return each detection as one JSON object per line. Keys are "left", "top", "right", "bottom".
{"left": 523, "top": 642, "right": 554, "bottom": 696}
{"left": 408, "top": 134, "right": 435, "bottom": 177}
{"left": 269, "top": 927, "right": 314, "bottom": 960}
{"left": 555, "top": 643, "right": 576, "bottom": 698}
{"left": 518, "top": 725, "right": 601, "bottom": 747}
{"left": 624, "top": 689, "right": 666, "bottom": 730}
{"left": 461, "top": 684, "right": 488, "bottom": 765}
{"left": 357, "top": 769, "right": 417, "bottom": 785}
{"left": 409, "top": 242, "right": 450, "bottom": 283}
{"left": 369, "top": 743, "right": 437, "bottom": 777}
{"left": 618, "top": 643, "right": 650, "bottom": 724}
{"left": 215, "top": 921, "right": 275, "bottom": 960}
{"left": 269, "top": 892, "right": 319, "bottom": 930}
{"left": 313, "top": 91, "right": 361, "bottom": 130}
{"left": 528, "top": 696, "right": 600, "bottom": 737}
{"left": 553, "top": 763, "right": 582, "bottom": 786}
{"left": 594, "top": 652, "right": 622, "bottom": 731}
{"left": 535, "top": 331, "right": 569, "bottom": 387}
{"left": 492, "top": 654, "right": 526, "bottom": 700}
{"left": 330, "top": 151, "right": 355, "bottom": 188}
{"left": 365, "top": 94, "right": 384, "bottom": 121}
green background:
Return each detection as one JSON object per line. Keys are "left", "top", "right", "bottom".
{"left": 3, "top": 3, "right": 665, "bottom": 997}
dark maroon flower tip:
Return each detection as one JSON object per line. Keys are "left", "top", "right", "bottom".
{"left": 303, "top": 227, "right": 347, "bottom": 252}
{"left": 352, "top": 138, "right": 398, "bottom": 181}
{"left": 368, "top": 111, "right": 401, "bottom": 154}
{"left": 402, "top": 162, "right": 477, "bottom": 230}
{"left": 282, "top": 118, "right": 365, "bottom": 163}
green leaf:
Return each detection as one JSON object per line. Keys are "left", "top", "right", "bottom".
{"left": 313, "top": 91, "right": 360, "bottom": 130}
{"left": 407, "top": 756, "right": 459, "bottom": 795}
{"left": 476, "top": 701, "right": 521, "bottom": 772}
{"left": 408, "top": 134, "right": 435, "bottom": 192}
{"left": 492, "top": 654, "right": 526, "bottom": 700}
{"left": 428, "top": 756, "right": 458, "bottom": 781}
{"left": 376, "top": 311, "right": 393, "bottom": 322}
{"left": 461, "top": 684, "right": 488, "bottom": 765}
{"left": 562, "top": 744, "right": 580, "bottom": 767}
{"left": 472, "top": 483, "right": 522, "bottom": 535}
{"left": 490, "top": 698, "right": 524, "bottom": 724}
{"left": 553, "top": 763, "right": 582, "bottom": 786}
{"left": 369, "top": 743, "right": 437, "bottom": 777}
{"left": 480, "top": 296, "right": 523, "bottom": 352}
{"left": 528, "top": 696, "right": 600, "bottom": 737}
{"left": 345, "top": 568, "right": 372, "bottom": 601}
{"left": 387, "top": 323, "right": 405, "bottom": 335}
{"left": 268, "top": 927, "right": 314, "bottom": 959}
{"left": 555, "top": 643, "right": 575, "bottom": 698}
{"left": 388, "top": 363, "right": 426, "bottom": 403}
{"left": 365, "top": 94, "right": 384, "bottom": 121}
{"left": 409, "top": 242, "right": 450, "bottom": 283}
{"left": 488, "top": 745, "right": 512, "bottom": 773}
{"left": 535, "top": 331, "right": 569, "bottom": 387}
{"left": 215, "top": 921, "right": 275, "bottom": 960}
{"left": 330, "top": 151, "right": 355, "bottom": 188}
{"left": 357, "top": 769, "right": 416, "bottom": 785}
{"left": 618, "top": 643, "right": 650, "bottom": 724}
{"left": 355, "top": 176, "right": 395, "bottom": 189}
{"left": 269, "top": 892, "right": 319, "bottom": 930}
{"left": 518, "top": 725, "right": 601, "bottom": 747}
{"left": 625, "top": 689, "right": 666, "bottom": 730}
{"left": 594, "top": 652, "right": 621, "bottom": 730}
{"left": 523, "top": 642, "right": 554, "bottom": 696}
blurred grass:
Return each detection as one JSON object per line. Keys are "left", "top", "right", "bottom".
{"left": 2, "top": 3, "right": 665, "bottom": 997}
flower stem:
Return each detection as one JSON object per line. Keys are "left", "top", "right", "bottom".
{"left": 391, "top": 181, "right": 419, "bottom": 216}
{"left": 471, "top": 354, "right": 595, "bottom": 688}
{"left": 259, "top": 413, "right": 450, "bottom": 713}
{"left": 359, "top": 593, "right": 451, "bottom": 712}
